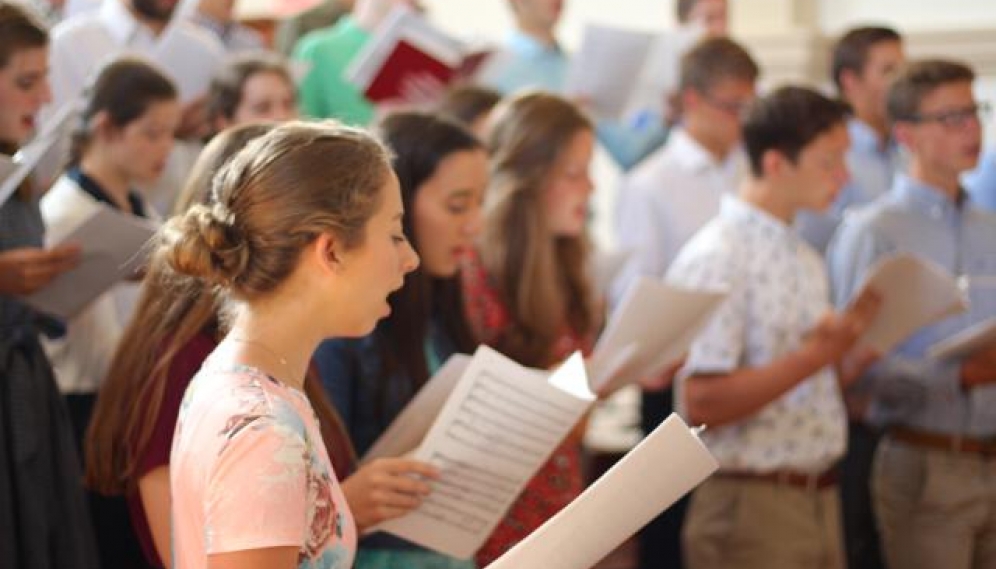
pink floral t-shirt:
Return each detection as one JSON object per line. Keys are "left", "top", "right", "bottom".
{"left": 170, "top": 363, "right": 356, "bottom": 569}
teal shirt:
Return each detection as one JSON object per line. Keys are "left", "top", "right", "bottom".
{"left": 292, "top": 16, "right": 375, "bottom": 125}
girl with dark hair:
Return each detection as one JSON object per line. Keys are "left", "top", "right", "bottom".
{"left": 313, "top": 111, "right": 488, "bottom": 569}
{"left": 40, "top": 56, "right": 180, "bottom": 450}
{"left": 461, "top": 91, "right": 601, "bottom": 566}
{"left": 0, "top": 2, "right": 96, "bottom": 567}
{"left": 206, "top": 52, "right": 298, "bottom": 135}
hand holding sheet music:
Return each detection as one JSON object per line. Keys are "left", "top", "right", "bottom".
{"left": 25, "top": 204, "right": 157, "bottom": 319}
{"left": 850, "top": 253, "right": 967, "bottom": 353}
{"left": 486, "top": 413, "right": 718, "bottom": 569}
{"left": 376, "top": 346, "right": 594, "bottom": 560}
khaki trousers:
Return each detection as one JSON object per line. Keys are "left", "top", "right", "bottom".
{"left": 683, "top": 476, "right": 845, "bottom": 569}
{"left": 873, "top": 437, "right": 996, "bottom": 569}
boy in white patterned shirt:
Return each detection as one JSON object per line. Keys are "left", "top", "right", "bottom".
{"left": 667, "top": 86, "right": 881, "bottom": 569}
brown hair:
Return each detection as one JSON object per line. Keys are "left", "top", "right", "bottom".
{"left": 675, "top": 0, "right": 700, "bottom": 23}
{"left": 70, "top": 57, "right": 177, "bottom": 166}
{"left": 85, "top": 121, "right": 369, "bottom": 494}
{"left": 162, "top": 120, "right": 391, "bottom": 300}
{"left": 173, "top": 122, "right": 275, "bottom": 216}
{"left": 679, "top": 37, "right": 758, "bottom": 94}
{"left": 436, "top": 84, "right": 502, "bottom": 131}
{"left": 831, "top": 26, "right": 902, "bottom": 94}
{"left": 742, "top": 86, "right": 848, "bottom": 178}
{"left": 480, "top": 92, "right": 597, "bottom": 368}
{"left": 0, "top": 2, "right": 46, "bottom": 70}
{"left": 0, "top": 1, "right": 47, "bottom": 199}
{"left": 887, "top": 59, "right": 975, "bottom": 123}
{"left": 206, "top": 52, "right": 294, "bottom": 128}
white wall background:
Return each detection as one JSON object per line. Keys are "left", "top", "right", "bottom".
{"left": 423, "top": 0, "right": 996, "bottom": 45}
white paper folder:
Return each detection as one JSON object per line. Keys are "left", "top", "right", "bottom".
{"left": 486, "top": 413, "right": 718, "bottom": 569}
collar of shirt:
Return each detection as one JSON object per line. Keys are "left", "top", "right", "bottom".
{"left": 721, "top": 193, "right": 799, "bottom": 243}
{"left": 669, "top": 128, "right": 742, "bottom": 177}
{"left": 847, "top": 117, "right": 893, "bottom": 157}
{"left": 505, "top": 29, "right": 562, "bottom": 59}
{"left": 892, "top": 173, "right": 966, "bottom": 222}
{"left": 67, "top": 166, "right": 147, "bottom": 218}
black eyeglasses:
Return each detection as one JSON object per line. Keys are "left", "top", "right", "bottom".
{"left": 910, "top": 102, "right": 992, "bottom": 129}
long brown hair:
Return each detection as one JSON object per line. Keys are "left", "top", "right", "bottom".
{"left": 480, "top": 91, "right": 598, "bottom": 368}
{"left": 84, "top": 122, "right": 369, "bottom": 494}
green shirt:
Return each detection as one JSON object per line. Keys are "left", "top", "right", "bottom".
{"left": 292, "top": 16, "right": 375, "bottom": 125}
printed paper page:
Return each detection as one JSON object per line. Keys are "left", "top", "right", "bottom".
{"left": 25, "top": 205, "right": 157, "bottom": 319}
{"left": 486, "top": 413, "right": 718, "bottom": 569}
{"left": 589, "top": 248, "right": 632, "bottom": 298}
{"left": 928, "top": 316, "right": 996, "bottom": 360}
{"left": 589, "top": 278, "right": 726, "bottom": 393}
{"left": 565, "top": 24, "right": 656, "bottom": 120}
{"left": 362, "top": 354, "right": 471, "bottom": 463}
{"left": 378, "top": 347, "right": 594, "bottom": 559}
{"left": 853, "top": 253, "right": 967, "bottom": 353}
{"left": 0, "top": 103, "right": 76, "bottom": 205}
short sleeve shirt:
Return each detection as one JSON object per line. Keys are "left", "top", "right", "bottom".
{"left": 170, "top": 363, "right": 356, "bottom": 568}
{"left": 667, "top": 195, "right": 847, "bottom": 473}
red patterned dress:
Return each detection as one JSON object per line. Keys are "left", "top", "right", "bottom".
{"left": 460, "top": 249, "right": 592, "bottom": 567}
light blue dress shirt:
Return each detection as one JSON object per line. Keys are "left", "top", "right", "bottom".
{"left": 479, "top": 30, "right": 667, "bottom": 170}
{"left": 827, "top": 174, "right": 996, "bottom": 436}
{"left": 964, "top": 148, "right": 996, "bottom": 212}
{"left": 797, "top": 118, "right": 898, "bottom": 253}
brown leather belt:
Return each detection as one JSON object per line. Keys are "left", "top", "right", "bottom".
{"left": 890, "top": 426, "right": 996, "bottom": 458}
{"left": 715, "top": 467, "right": 839, "bottom": 491}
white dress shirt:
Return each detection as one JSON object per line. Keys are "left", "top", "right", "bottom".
{"left": 667, "top": 195, "right": 847, "bottom": 473}
{"left": 39, "top": 176, "right": 138, "bottom": 393}
{"left": 612, "top": 129, "right": 744, "bottom": 305}
{"left": 49, "top": 0, "right": 224, "bottom": 107}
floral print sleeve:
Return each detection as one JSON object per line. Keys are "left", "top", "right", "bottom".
{"left": 171, "top": 366, "right": 356, "bottom": 569}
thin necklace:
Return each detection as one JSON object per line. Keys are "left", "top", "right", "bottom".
{"left": 227, "top": 336, "right": 296, "bottom": 382}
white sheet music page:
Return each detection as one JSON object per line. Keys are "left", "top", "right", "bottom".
{"left": 486, "top": 413, "right": 718, "bottom": 569}
{"left": 852, "top": 253, "right": 967, "bottom": 353}
{"left": 362, "top": 354, "right": 471, "bottom": 463}
{"left": 588, "top": 278, "right": 726, "bottom": 394}
{"left": 927, "top": 316, "right": 996, "bottom": 360}
{"left": 24, "top": 204, "right": 157, "bottom": 319}
{"left": 376, "top": 346, "right": 594, "bottom": 559}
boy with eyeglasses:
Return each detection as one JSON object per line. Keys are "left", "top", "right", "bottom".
{"left": 611, "top": 40, "right": 757, "bottom": 569}
{"left": 828, "top": 59, "right": 996, "bottom": 569}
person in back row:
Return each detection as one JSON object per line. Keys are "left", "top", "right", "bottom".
{"left": 612, "top": 35, "right": 758, "bottom": 569}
